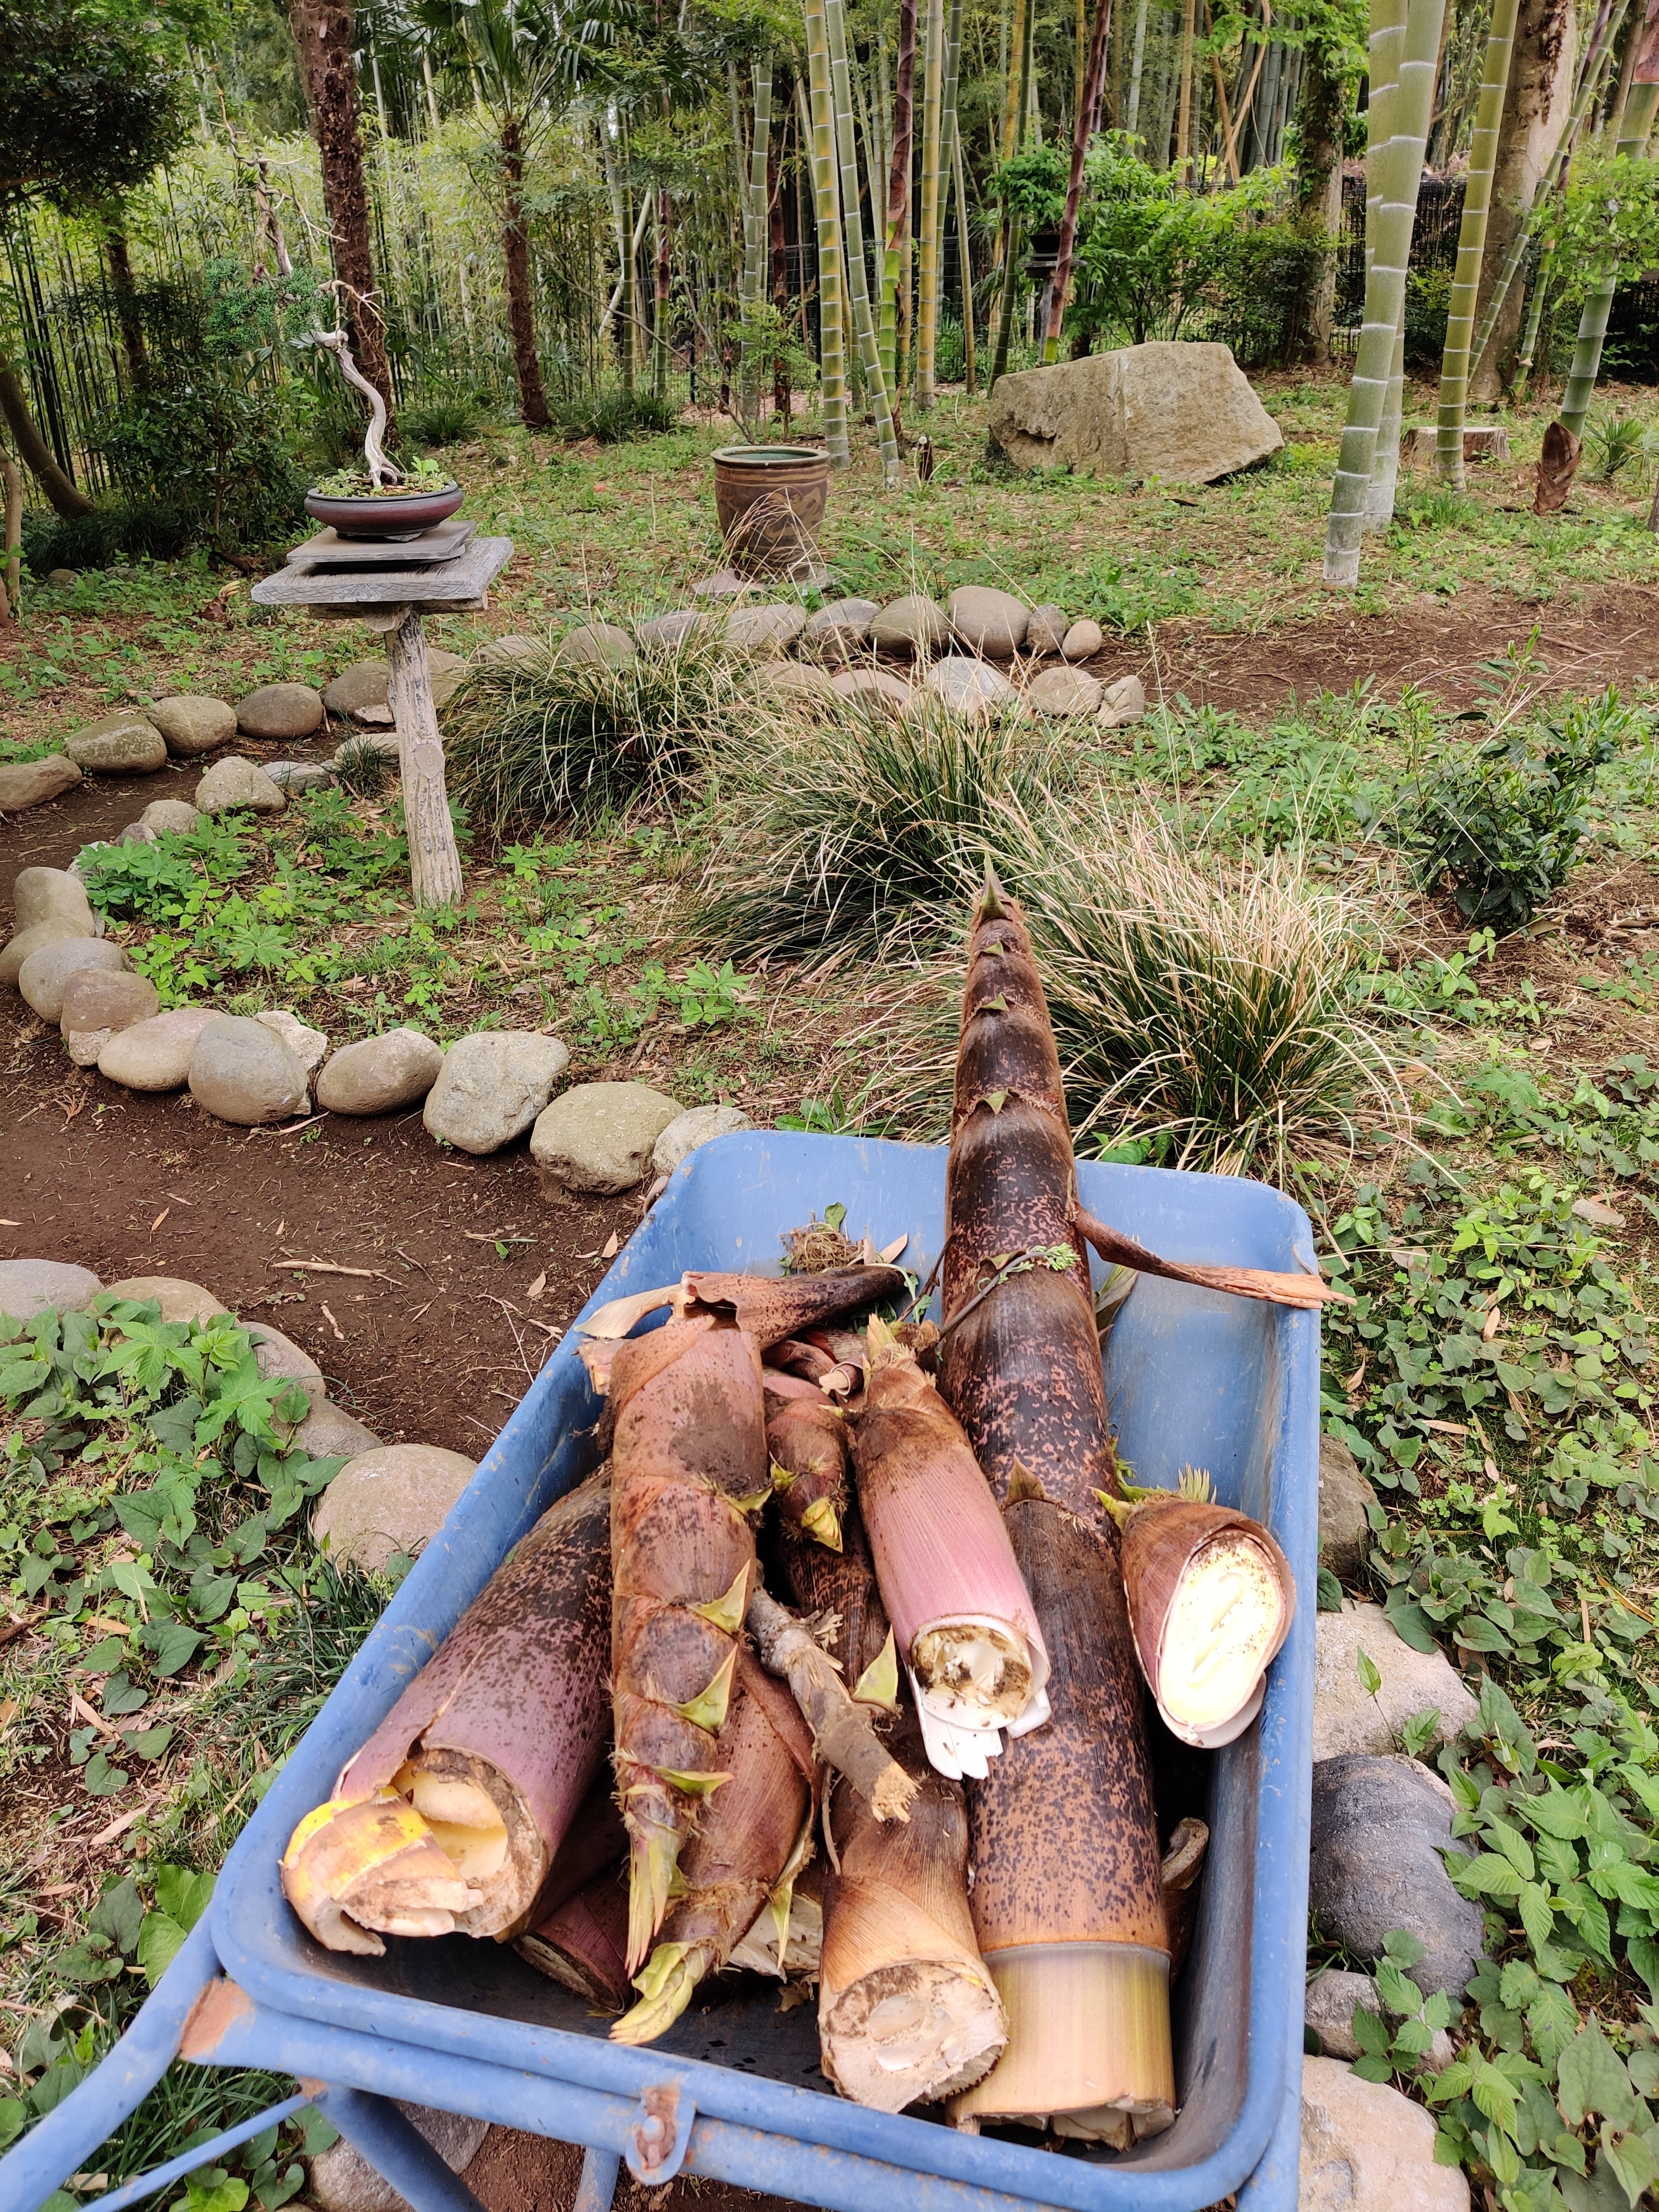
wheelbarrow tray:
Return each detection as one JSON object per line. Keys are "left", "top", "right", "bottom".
{"left": 80, "top": 1133, "right": 1323, "bottom": 2211}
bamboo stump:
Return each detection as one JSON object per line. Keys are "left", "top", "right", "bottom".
{"left": 384, "top": 606, "right": 464, "bottom": 909}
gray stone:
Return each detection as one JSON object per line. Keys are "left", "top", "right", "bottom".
{"left": 246, "top": 1321, "right": 325, "bottom": 1404}
{"left": 309, "top": 2104, "right": 488, "bottom": 2212}
{"left": 1027, "top": 665, "right": 1103, "bottom": 717}
{"left": 138, "top": 799, "right": 204, "bottom": 836}
{"left": 651, "top": 1102, "right": 753, "bottom": 1179}
{"left": 318, "top": 1028, "right": 445, "bottom": 1116}
{"left": 1304, "top": 1968, "right": 1386, "bottom": 2062}
{"left": 18, "top": 937, "right": 128, "bottom": 1022}
{"left": 188, "top": 1015, "right": 309, "bottom": 1126}
{"left": 0, "top": 757, "right": 81, "bottom": 813}
{"left": 291, "top": 1397, "right": 383, "bottom": 1460}
{"left": 530, "top": 1081, "right": 683, "bottom": 1196}
{"left": 1024, "top": 604, "right": 1069, "bottom": 656}
{"left": 1300, "top": 2056, "right": 1470, "bottom": 2211}
{"left": 65, "top": 712, "right": 167, "bottom": 775}
{"left": 1314, "top": 1601, "right": 1478, "bottom": 1762}
{"left": 1310, "top": 1756, "right": 1484, "bottom": 2002}
{"left": 1319, "top": 1435, "right": 1378, "bottom": 1581}
{"left": 556, "top": 620, "right": 636, "bottom": 671}
{"left": 1, "top": 919, "right": 92, "bottom": 989}
{"left": 947, "top": 586, "right": 1030, "bottom": 657}
{"left": 264, "top": 759, "right": 335, "bottom": 792}
{"left": 195, "top": 756, "right": 287, "bottom": 816}
{"left": 47, "top": 568, "right": 79, "bottom": 589}
{"left": 321, "top": 662, "right": 390, "bottom": 717}
{"left": 0, "top": 1259, "right": 103, "bottom": 1323}
{"left": 870, "top": 594, "right": 949, "bottom": 655}
{"left": 422, "top": 1031, "right": 570, "bottom": 1155}
{"left": 1099, "top": 672, "right": 1147, "bottom": 727}
{"left": 104, "top": 1277, "right": 226, "bottom": 1324}
{"left": 923, "top": 656, "right": 1019, "bottom": 717}
{"left": 116, "top": 823, "right": 158, "bottom": 847}
{"left": 312, "top": 1446, "right": 479, "bottom": 1573}
{"left": 14, "top": 867, "right": 95, "bottom": 935}
{"left": 333, "top": 735, "right": 401, "bottom": 766}
{"left": 800, "top": 597, "right": 880, "bottom": 660}
{"left": 59, "top": 969, "right": 159, "bottom": 1066}
{"left": 474, "top": 633, "right": 544, "bottom": 669}
{"left": 831, "top": 667, "right": 913, "bottom": 712}
{"left": 634, "top": 611, "right": 713, "bottom": 652}
{"left": 726, "top": 603, "right": 808, "bottom": 655}
{"left": 1062, "top": 619, "right": 1105, "bottom": 662}
{"left": 255, "top": 1008, "right": 328, "bottom": 1073}
{"left": 765, "top": 662, "right": 841, "bottom": 709}
{"left": 988, "top": 341, "right": 1284, "bottom": 484}
{"left": 236, "top": 682, "right": 324, "bottom": 740}
{"left": 150, "top": 697, "right": 237, "bottom": 758}
{"left": 98, "top": 1006, "right": 217, "bottom": 1091}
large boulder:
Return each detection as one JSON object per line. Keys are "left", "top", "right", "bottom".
{"left": 246, "top": 1321, "right": 325, "bottom": 1402}
{"left": 14, "top": 867, "right": 96, "bottom": 935}
{"left": 556, "top": 622, "right": 635, "bottom": 671}
{"left": 291, "top": 1396, "right": 382, "bottom": 1460}
{"left": 195, "top": 756, "right": 286, "bottom": 816}
{"left": 987, "top": 341, "right": 1284, "bottom": 484}
{"left": 530, "top": 1081, "right": 683, "bottom": 1194}
{"left": 832, "top": 667, "right": 913, "bottom": 712}
{"left": 254, "top": 1008, "right": 327, "bottom": 1073}
{"left": 187, "top": 1015, "right": 310, "bottom": 1126}
{"left": 137, "top": 799, "right": 204, "bottom": 837}
{"left": 0, "top": 756, "right": 81, "bottom": 813}
{"left": 923, "top": 656, "right": 1019, "bottom": 719}
{"left": 65, "top": 711, "right": 167, "bottom": 775}
{"left": 236, "top": 683, "right": 324, "bottom": 740}
{"left": 1309, "top": 1755, "right": 1485, "bottom": 2001}
{"left": 98, "top": 1006, "right": 218, "bottom": 1091}
{"left": 423, "top": 1031, "right": 570, "bottom": 1154}
{"left": 0, "top": 1258, "right": 102, "bottom": 1322}
{"left": 104, "top": 1277, "right": 226, "bottom": 1324}
{"left": 313, "top": 1446, "right": 479, "bottom": 1572}
{"left": 318, "top": 1027, "right": 445, "bottom": 1116}
{"left": 1300, "top": 2057, "right": 1469, "bottom": 2211}
{"left": 1314, "top": 1601, "right": 1477, "bottom": 1762}
{"left": 1, "top": 919, "right": 91, "bottom": 988}
{"left": 60, "top": 968, "right": 160, "bottom": 1065}
{"left": 150, "top": 697, "right": 237, "bottom": 758}
{"left": 321, "top": 663, "right": 390, "bottom": 718}
{"left": 947, "top": 586, "right": 1030, "bottom": 657}
{"left": 1027, "top": 666, "right": 1103, "bottom": 717}
{"left": 18, "top": 938, "right": 129, "bottom": 1022}
{"left": 800, "top": 598, "right": 880, "bottom": 661}
{"left": 652, "top": 1102, "right": 753, "bottom": 1178}
{"left": 870, "top": 594, "right": 949, "bottom": 656}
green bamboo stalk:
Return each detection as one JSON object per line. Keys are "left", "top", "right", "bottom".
{"left": 1323, "top": 0, "right": 1425, "bottom": 586}
{"left": 1559, "top": 27, "right": 1659, "bottom": 434}
{"left": 803, "top": 0, "right": 851, "bottom": 462}
{"left": 1126, "top": 0, "right": 1150, "bottom": 138}
{"left": 940, "top": 0, "right": 964, "bottom": 380}
{"left": 953, "top": 114, "right": 978, "bottom": 390}
{"left": 827, "top": 0, "right": 902, "bottom": 481}
{"left": 1364, "top": 0, "right": 1420, "bottom": 543}
{"left": 1434, "top": 0, "right": 1520, "bottom": 487}
{"left": 879, "top": 0, "right": 917, "bottom": 422}
{"left": 1513, "top": 238, "right": 1556, "bottom": 389}
{"left": 739, "top": 61, "right": 774, "bottom": 419}
{"left": 916, "top": 0, "right": 946, "bottom": 406}
{"left": 989, "top": 0, "right": 1036, "bottom": 387}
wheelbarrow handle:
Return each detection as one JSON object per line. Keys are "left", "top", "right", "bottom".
{"left": 0, "top": 1917, "right": 222, "bottom": 2212}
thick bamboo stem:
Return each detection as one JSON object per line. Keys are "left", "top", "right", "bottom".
{"left": 953, "top": 118, "right": 977, "bottom": 390}
{"left": 879, "top": 0, "right": 917, "bottom": 418}
{"left": 739, "top": 61, "right": 774, "bottom": 418}
{"left": 916, "top": 0, "right": 946, "bottom": 406}
{"left": 385, "top": 608, "right": 465, "bottom": 910}
{"left": 803, "top": 0, "right": 851, "bottom": 462}
{"left": 1434, "top": 0, "right": 1521, "bottom": 486}
{"left": 826, "top": 0, "right": 902, "bottom": 482}
{"left": 1559, "top": 22, "right": 1659, "bottom": 434}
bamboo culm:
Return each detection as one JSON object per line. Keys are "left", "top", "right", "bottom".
{"left": 879, "top": 0, "right": 917, "bottom": 419}
{"left": 1559, "top": 6, "right": 1659, "bottom": 435}
{"left": 1044, "top": 0, "right": 1114, "bottom": 363}
{"left": 988, "top": 0, "right": 1037, "bottom": 390}
{"left": 825, "top": 0, "right": 902, "bottom": 482}
{"left": 916, "top": 0, "right": 946, "bottom": 408}
{"left": 739, "top": 61, "right": 774, "bottom": 420}
{"left": 953, "top": 117, "right": 977, "bottom": 392}
{"left": 1434, "top": 0, "right": 1521, "bottom": 486}
{"left": 802, "top": 0, "right": 851, "bottom": 463}
{"left": 1367, "top": 0, "right": 1447, "bottom": 531}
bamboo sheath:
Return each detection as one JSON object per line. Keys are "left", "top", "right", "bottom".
{"left": 801, "top": 0, "right": 850, "bottom": 464}
{"left": 825, "top": 0, "right": 902, "bottom": 482}
{"left": 1434, "top": 0, "right": 1521, "bottom": 486}
{"left": 916, "top": 0, "right": 946, "bottom": 408}
{"left": 1559, "top": 5, "right": 1659, "bottom": 434}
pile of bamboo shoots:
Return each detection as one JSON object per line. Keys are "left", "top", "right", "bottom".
{"left": 279, "top": 877, "right": 1328, "bottom": 2138}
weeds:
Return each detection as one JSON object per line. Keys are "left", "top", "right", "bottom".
{"left": 546, "top": 385, "right": 679, "bottom": 443}
{"left": 1582, "top": 409, "right": 1653, "bottom": 486}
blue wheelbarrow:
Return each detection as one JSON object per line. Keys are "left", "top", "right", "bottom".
{"left": 3, "top": 1132, "right": 1317, "bottom": 2212}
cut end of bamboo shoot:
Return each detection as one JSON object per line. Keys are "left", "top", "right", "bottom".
{"left": 280, "top": 1792, "right": 481, "bottom": 1955}
{"left": 948, "top": 1943, "right": 1175, "bottom": 2125}
{"left": 911, "top": 1616, "right": 1035, "bottom": 1730}
{"left": 1156, "top": 1530, "right": 1287, "bottom": 1742}
{"left": 821, "top": 1957, "right": 1008, "bottom": 2112}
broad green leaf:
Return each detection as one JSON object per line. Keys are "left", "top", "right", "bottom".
{"left": 1527, "top": 1982, "right": 1580, "bottom": 2068}
{"left": 1448, "top": 1850, "right": 1526, "bottom": 1899}
{"left": 1592, "top": 1861, "right": 1659, "bottom": 1913}
{"left": 1530, "top": 1787, "right": 1593, "bottom": 1840}
{"left": 54, "top": 1935, "right": 121, "bottom": 1984}
{"left": 1600, "top": 2125, "right": 1655, "bottom": 2210}
{"left": 1381, "top": 1926, "right": 1427, "bottom": 1969}
{"left": 1350, "top": 2054, "right": 1393, "bottom": 2084}
{"left": 1469, "top": 2051, "right": 1519, "bottom": 2133}
{"left": 1487, "top": 1818, "right": 1537, "bottom": 1880}
{"left": 90, "top": 1877, "right": 143, "bottom": 1955}
{"left": 1351, "top": 2004, "right": 1393, "bottom": 2058}
{"left": 1628, "top": 1938, "right": 1659, "bottom": 1998}
{"left": 1356, "top": 1648, "right": 1383, "bottom": 1697}
{"left": 136, "top": 1912, "right": 187, "bottom": 1989}
{"left": 154, "top": 1865, "right": 215, "bottom": 1933}
{"left": 82, "top": 1752, "right": 129, "bottom": 1797}
{"left": 1316, "top": 1567, "right": 1343, "bottom": 1612}
{"left": 1520, "top": 1880, "right": 1558, "bottom": 1951}
{"left": 1558, "top": 2019, "right": 1637, "bottom": 2129}
{"left": 142, "top": 1620, "right": 202, "bottom": 1678}
{"left": 0, "top": 2100, "right": 25, "bottom": 2151}
{"left": 1500, "top": 1959, "right": 1543, "bottom": 2008}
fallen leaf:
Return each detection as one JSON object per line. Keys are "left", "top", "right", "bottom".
{"left": 320, "top": 1302, "right": 346, "bottom": 1342}
{"left": 879, "top": 1234, "right": 909, "bottom": 1263}
{"left": 0, "top": 1219, "right": 20, "bottom": 1227}
{"left": 601, "top": 1232, "right": 619, "bottom": 1260}
{"left": 150, "top": 1209, "right": 169, "bottom": 1234}
{"left": 1422, "top": 1419, "right": 1469, "bottom": 1437}
{"left": 526, "top": 1271, "right": 547, "bottom": 1301}
{"left": 0, "top": 1698, "right": 17, "bottom": 1740}
{"left": 273, "top": 1220, "right": 286, "bottom": 1239}
{"left": 1571, "top": 1195, "right": 1626, "bottom": 1228}
{"left": 1387, "top": 1247, "right": 1429, "bottom": 1270}
{"left": 1483, "top": 1305, "right": 1503, "bottom": 1341}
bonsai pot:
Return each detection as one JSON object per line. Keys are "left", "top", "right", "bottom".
{"left": 711, "top": 446, "right": 830, "bottom": 578}
{"left": 304, "top": 481, "right": 465, "bottom": 541}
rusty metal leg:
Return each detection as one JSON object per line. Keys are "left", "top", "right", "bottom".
{"left": 574, "top": 2146, "right": 623, "bottom": 2212}
{"left": 311, "top": 2086, "right": 489, "bottom": 2212}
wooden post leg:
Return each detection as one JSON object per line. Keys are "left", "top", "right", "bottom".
{"left": 385, "top": 606, "right": 465, "bottom": 909}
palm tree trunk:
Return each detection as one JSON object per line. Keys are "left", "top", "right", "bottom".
{"left": 880, "top": 0, "right": 917, "bottom": 421}
{"left": 916, "top": 0, "right": 946, "bottom": 406}
{"left": 1045, "top": 0, "right": 1114, "bottom": 362}
{"left": 1434, "top": 0, "right": 1520, "bottom": 483}
{"left": 803, "top": 0, "right": 851, "bottom": 461}
{"left": 1559, "top": 7, "right": 1659, "bottom": 432}
{"left": 287, "top": 0, "right": 395, "bottom": 419}
{"left": 827, "top": 0, "right": 902, "bottom": 479}
{"left": 500, "top": 113, "right": 550, "bottom": 427}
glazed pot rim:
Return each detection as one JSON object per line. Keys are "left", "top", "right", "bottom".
{"left": 711, "top": 445, "right": 827, "bottom": 466}
{"left": 307, "top": 482, "right": 462, "bottom": 502}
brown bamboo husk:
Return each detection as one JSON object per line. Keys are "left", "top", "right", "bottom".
{"left": 1114, "top": 1493, "right": 1295, "bottom": 1749}
{"left": 612, "top": 1647, "right": 816, "bottom": 2043}
{"left": 768, "top": 1393, "right": 849, "bottom": 1552}
{"left": 608, "top": 1318, "right": 769, "bottom": 1973}
{"left": 937, "top": 880, "right": 1175, "bottom": 2134}
{"left": 280, "top": 1472, "right": 612, "bottom": 1953}
{"left": 581, "top": 1265, "right": 907, "bottom": 1348}
{"left": 1072, "top": 1206, "right": 1349, "bottom": 1311}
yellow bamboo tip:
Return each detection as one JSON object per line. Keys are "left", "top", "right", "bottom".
{"left": 948, "top": 1943, "right": 1174, "bottom": 2125}
{"left": 625, "top": 1823, "right": 684, "bottom": 1976}
{"left": 611, "top": 1938, "right": 712, "bottom": 2045}
{"left": 801, "top": 1495, "right": 843, "bottom": 1551}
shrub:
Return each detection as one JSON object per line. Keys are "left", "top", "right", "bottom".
{"left": 547, "top": 385, "right": 679, "bottom": 443}
{"left": 399, "top": 389, "right": 483, "bottom": 447}
{"left": 1582, "top": 409, "right": 1653, "bottom": 486}
{"left": 700, "top": 698, "right": 1081, "bottom": 962}
{"left": 1402, "top": 693, "right": 1627, "bottom": 932}
{"left": 22, "top": 500, "right": 192, "bottom": 575}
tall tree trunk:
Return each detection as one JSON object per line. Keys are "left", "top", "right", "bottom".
{"left": 1004, "top": 0, "right": 1030, "bottom": 154}
{"left": 0, "top": 442, "right": 20, "bottom": 623}
{"left": 1470, "top": 0, "right": 1579, "bottom": 397}
{"left": 827, "top": 0, "right": 901, "bottom": 479}
{"left": 989, "top": 0, "right": 1036, "bottom": 385}
{"left": 1126, "top": 0, "right": 1150, "bottom": 134}
{"left": 1045, "top": 0, "right": 1113, "bottom": 361}
{"left": 879, "top": 0, "right": 917, "bottom": 421}
{"left": 287, "top": 0, "right": 394, "bottom": 418}
{"left": 0, "top": 361, "right": 92, "bottom": 517}
{"left": 1175, "top": 0, "right": 1198, "bottom": 171}
{"left": 953, "top": 116, "right": 978, "bottom": 387}
{"left": 1288, "top": 40, "right": 1347, "bottom": 361}
{"left": 916, "top": 0, "right": 946, "bottom": 405}
{"left": 1559, "top": 0, "right": 1659, "bottom": 429}
{"left": 105, "top": 218, "right": 149, "bottom": 392}
{"left": 653, "top": 186, "right": 672, "bottom": 395}
{"left": 500, "top": 114, "right": 550, "bottom": 427}
{"left": 1325, "top": 0, "right": 1443, "bottom": 583}
{"left": 803, "top": 0, "right": 851, "bottom": 461}
{"left": 1436, "top": 0, "right": 1521, "bottom": 479}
